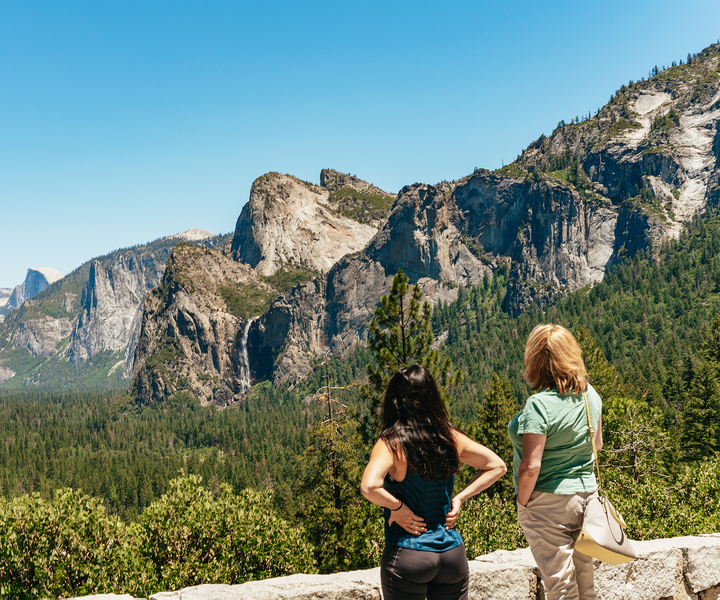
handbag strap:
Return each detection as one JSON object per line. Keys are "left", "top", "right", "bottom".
{"left": 583, "top": 391, "right": 603, "bottom": 494}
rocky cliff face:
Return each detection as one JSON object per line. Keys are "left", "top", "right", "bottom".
{"left": 229, "top": 171, "right": 392, "bottom": 276}
{"left": 133, "top": 47, "right": 720, "bottom": 402}
{"left": 131, "top": 244, "right": 279, "bottom": 405}
{"left": 519, "top": 49, "right": 720, "bottom": 224}
{"left": 448, "top": 171, "right": 619, "bottom": 312}
{"left": 132, "top": 171, "right": 397, "bottom": 403}
{"left": 65, "top": 250, "right": 172, "bottom": 379}
{"left": 248, "top": 177, "right": 614, "bottom": 386}
{"left": 137, "top": 179, "right": 494, "bottom": 398}
{"left": 497, "top": 45, "right": 720, "bottom": 310}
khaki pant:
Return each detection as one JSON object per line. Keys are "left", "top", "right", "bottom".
{"left": 517, "top": 490, "right": 598, "bottom": 600}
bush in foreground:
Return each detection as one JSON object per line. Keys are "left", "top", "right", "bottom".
{"left": 0, "top": 475, "right": 315, "bottom": 599}
{"left": 137, "top": 474, "right": 316, "bottom": 591}
{"left": 0, "top": 488, "right": 135, "bottom": 598}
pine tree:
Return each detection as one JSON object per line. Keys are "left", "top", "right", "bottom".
{"left": 602, "top": 396, "right": 669, "bottom": 483}
{"left": 298, "top": 355, "right": 381, "bottom": 573}
{"left": 359, "top": 268, "right": 461, "bottom": 443}
{"left": 575, "top": 326, "right": 627, "bottom": 400}
{"left": 298, "top": 417, "right": 377, "bottom": 572}
{"left": 702, "top": 313, "right": 720, "bottom": 365}
{"left": 468, "top": 372, "right": 517, "bottom": 498}
{"left": 680, "top": 358, "right": 720, "bottom": 462}
{"left": 576, "top": 326, "right": 669, "bottom": 482}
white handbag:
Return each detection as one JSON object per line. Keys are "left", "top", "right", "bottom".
{"left": 574, "top": 392, "right": 639, "bottom": 565}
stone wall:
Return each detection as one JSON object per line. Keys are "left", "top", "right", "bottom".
{"left": 75, "top": 534, "right": 720, "bottom": 600}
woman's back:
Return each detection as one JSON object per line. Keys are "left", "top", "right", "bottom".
{"left": 508, "top": 384, "right": 601, "bottom": 495}
{"left": 384, "top": 469, "right": 462, "bottom": 551}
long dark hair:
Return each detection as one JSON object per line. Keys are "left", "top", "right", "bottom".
{"left": 380, "top": 364, "right": 459, "bottom": 481}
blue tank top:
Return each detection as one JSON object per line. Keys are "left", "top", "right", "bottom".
{"left": 383, "top": 468, "right": 463, "bottom": 552}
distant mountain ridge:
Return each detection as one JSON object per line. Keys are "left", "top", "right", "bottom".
{"left": 3, "top": 267, "right": 64, "bottom": 314}
{"left": 0, "top": 230, "right": 231, "bottom": 388}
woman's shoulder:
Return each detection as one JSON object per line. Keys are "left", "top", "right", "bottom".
{"left": 518, "top": 390, "right": 555, "bottom": 423}
{"left": 525, "top": 389, "right": 560, "bottom": 408}
{"left": 585, "top": 383, "right": 602, "bottom": 403}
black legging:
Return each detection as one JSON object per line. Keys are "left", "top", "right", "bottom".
{"left": 381, "top": 543, "right": 469, "bottom": 600}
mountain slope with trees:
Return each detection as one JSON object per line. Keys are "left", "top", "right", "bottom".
{"left": 0, "top": 232, "right": 232, "bottom": 389}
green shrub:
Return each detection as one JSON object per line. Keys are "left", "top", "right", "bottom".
{"left": 136, "top": 474, "right": 316, "bottom": 591}
{"left": 607, "top": 457, "right": 720, "bottom": 540}
{"left": 327, "top": 186, "right": 395, "bottom": 224}
{"left": 218, "top": 283, "right": 275, "bottom": 319}
{"left": 0, "top": 475, "right": 318, "bottom": 598}
{"left": 263, "top": 266, "right": 317, "bottom": 295}
{"left": 0, "top": 488, "right": 141, "bottom": 599}
{"left": 607, "top": 118, "right": 641, "bottom": 138}
{"left": 457, "top": 495, "right": 526, "bottom": 558}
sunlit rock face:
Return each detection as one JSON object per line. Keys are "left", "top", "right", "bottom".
{"left": 65, "top": 252, "right": 170, "bottom": 378}
{"left": 131, "top": 244, "right": 274, "bottom": 406}
{"left": 229, "top": 171, "right": 386, "bottom": 277}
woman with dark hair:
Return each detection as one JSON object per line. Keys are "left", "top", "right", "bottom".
{"left": 509, "top": 324, "right": 603, "bottom": 600}
{"left": 361, "top": 364, "right": 506, "bottom": 600}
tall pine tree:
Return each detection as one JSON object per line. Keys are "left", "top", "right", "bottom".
{"left": 359, "top": 268, "right": 461, "bottom": 443}
{"left": 468, "top": 372, "right": 516, "bottom": 498}
{"left": 298, "top": 355, "right": 381, "bottom": 573}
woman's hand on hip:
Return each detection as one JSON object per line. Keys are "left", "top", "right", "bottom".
{"left": 445, "top": 497, "right": 462, "bottom": 529}
{"left": 389, "top": 505, "right": 426, "bottom": 535}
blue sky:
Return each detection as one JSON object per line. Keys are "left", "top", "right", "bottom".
{"left": 1, "top": 0, "right": 719, "bottom": 288}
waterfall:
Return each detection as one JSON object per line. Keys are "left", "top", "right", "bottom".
{"left": 237, "top": 317, "right": 255, "bottom": 394}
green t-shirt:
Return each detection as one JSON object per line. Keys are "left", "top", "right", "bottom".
{"left": 508, "top": 384, "right": 601, "bottom": 495}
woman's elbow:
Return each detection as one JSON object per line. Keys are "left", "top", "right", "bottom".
{"left": 518, "top": 463, "right": 540, "bottom": 480}
{"left": 493, "top": 460, "right": 508, "bottom": 478}
{"left": 360, "top": 480, "right": 377, "bottom": 500}
{"left": 360, "top": 482, "right": 371, "bottom": 499}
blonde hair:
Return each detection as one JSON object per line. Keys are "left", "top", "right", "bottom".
{"left": 524, "top": 324, "right": 587, "bottom": 395}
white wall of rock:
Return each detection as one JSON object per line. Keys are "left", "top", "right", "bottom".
{"left": 71, "top": 534, "right": 720, "bottom": 600}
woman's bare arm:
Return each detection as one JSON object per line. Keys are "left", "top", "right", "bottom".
{"left": 445, "top": 430, "right": 507, "bottom": 528}
{"left": 516, "top": 433, "right": 546, "bottom": 506}
{"left": 360, "top": 439, "right": 427, "bottom": 534}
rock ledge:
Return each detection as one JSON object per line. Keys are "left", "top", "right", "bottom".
{"left": 71, "top": 533, "right": 720, "bottom": 600}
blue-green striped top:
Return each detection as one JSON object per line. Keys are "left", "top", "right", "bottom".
{"left": 383, "top": 469, "right": 462, "bottom": 552}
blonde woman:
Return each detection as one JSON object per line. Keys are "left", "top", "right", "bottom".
{"left": 508, "top": 324, "right": 603, "bottom": 600}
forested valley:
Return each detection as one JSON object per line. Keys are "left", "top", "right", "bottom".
{"left": 4, "top": 210, "right": 720, "bottom": 598}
